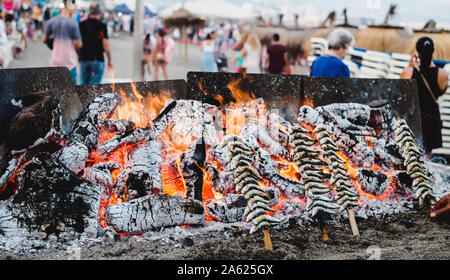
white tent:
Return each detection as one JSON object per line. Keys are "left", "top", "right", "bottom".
{"left": 159, "top": 0, "right": 254, "bottom": 20}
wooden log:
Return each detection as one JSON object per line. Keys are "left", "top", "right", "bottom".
{"left": 0, "top": 153, "right": 100, "bottom": 237}
{"left": 105, "top": 194, "right": 205, "bottom": 235}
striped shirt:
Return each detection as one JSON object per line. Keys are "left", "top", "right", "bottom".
{"left": 45, "top": 16, "right": 81, "bottom": 70}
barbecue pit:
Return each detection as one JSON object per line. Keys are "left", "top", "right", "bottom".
{"left": 0, "top": 68, "right": 448, "bottom": 254}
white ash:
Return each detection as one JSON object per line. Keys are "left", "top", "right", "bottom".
{"left": 84, "top": 162, "right": 120, "bottom": 189}
{"left": 0, "top": 158, "right": 17, "bottom": 188}
{"left": 54, "top": 142, "right": 89, "bottom": 173}
{"left": 205, "top": 194, "right": 247, "bottom": 223}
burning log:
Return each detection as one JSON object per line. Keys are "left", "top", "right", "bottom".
{"left": 127, "top": 141, "right": 163, "bottom": 194}
{"left": 70, "top": 93, "right": 118, "bottom": 151}
{"left": 394, "top": 119, "right": 436, "bottom": 210}
{"left": 225, "top": 135, "right": 280, "bottom": 251}
{"left": 315, "top": 124, "right": 360, "bottom": 236}
{"left": 205, "top": 194, "right": 247, "bottom": 223}
{"left": 0, "top": 153, "right": 100, "bottom": 237}
{"left": 97, "top": 101, "right": 178, "bottom": 157}
{"left": 289, "top": 125, "right": 337, "bottom": 240}
{"left": 104, "top": 194, "right": 204, "bottom": 235}
{"left": 240, "top": 123, "right": 288, "bottom": 158}
{"left": 181, "top": 139, "right": 206, "bottom": 201}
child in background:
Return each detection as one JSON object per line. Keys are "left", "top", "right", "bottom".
{"left": 233, "top": 44, "right": 244, "bottom": 73}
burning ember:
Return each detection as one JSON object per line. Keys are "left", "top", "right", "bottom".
{"left": 0, "top": 77, "right": 448, "bottom": 252}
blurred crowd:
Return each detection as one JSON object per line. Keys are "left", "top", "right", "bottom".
{"left": 0, "top": 0, "right": 293, "bottom": 81}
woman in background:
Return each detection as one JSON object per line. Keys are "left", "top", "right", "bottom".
{"left": 152, "top": 28, "right": 168, "bottom": 80}
{"left": 400, "top": 37, "right": 449, "bottom": 159}
{"left": 141, "top": 33, "right": 154, "bottom": 81}
{"left": 200, "top": 32, "right": 217, "bottom": 72}
{"left": 241, "top": 33, "right": 261, "bottom": 74}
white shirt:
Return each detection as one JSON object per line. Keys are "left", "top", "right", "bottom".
{"left": 0, "top": 20, "right": 8, "bottom": 45}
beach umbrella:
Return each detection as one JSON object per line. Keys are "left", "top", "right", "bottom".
{"left": 163, "top": 8, "right": 205, "bottom": 64}
{"left": 113, "top": 3, "right": 134, "bottom": 14}
{"left": 144, "top": 6, "right": 157, "bottom": 17}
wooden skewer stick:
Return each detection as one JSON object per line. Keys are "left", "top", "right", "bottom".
{"left": 262, "top": 229, "right": 273, "bottom": 251}
{"left": 318, "top": 218, "right": 329, "bottom": 241}
{"left": 347, "top": 207, "right": 360, "bottom": 236}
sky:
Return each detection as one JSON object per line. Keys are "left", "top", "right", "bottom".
{"left": 145, "top": 0, "right": 450, "bottom": 27}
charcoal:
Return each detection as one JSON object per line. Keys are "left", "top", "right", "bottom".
{"left": 104, "top": 194, "right": 204, "bottom": 235}
{"left": 357, "top": 169, "right": 389, "bottom": 197}
{"left": 181, "top": 139, "right": 206, "bottom": 201}
{"left": 206, "top": 165, "right": 225, "bottom": 194}
{"left": 104, "top": 119, "right": 135, "bottom": 133}
{"left": 205, "top": 194, "right": 247, "bottom": 222}
{"left": 0, "top": 153, "right": 100, "bottom": 237}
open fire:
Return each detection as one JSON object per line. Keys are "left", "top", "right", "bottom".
{"left": 0, "top": 74, "right": 448, "bottom": 253}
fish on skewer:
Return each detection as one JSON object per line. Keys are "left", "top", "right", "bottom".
{"left": 289, "top": 125, "right": 337, "bottom": 240}
{"left": 394, "top": 119, "right": 436, "bottom": 209}
{"left": 314, "top": 124, "right": 360, "bottom": 236}
{"left": 225, "top": 136, "right": 280, "bottom": 250}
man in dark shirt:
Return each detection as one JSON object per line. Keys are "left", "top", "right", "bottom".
{"left": 79, "top": 3, "right": 113, "bottom": 85}
{"left": 266, "top": 33, "right": 288, "bottom": 74}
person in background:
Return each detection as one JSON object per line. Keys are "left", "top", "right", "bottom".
{"left": 400, "top": 37, "right": 448, "bottom": 159}
{"left": 266, "top": 33, "right": 288, "bottom": 74}
{"left": 1, "top": 0, "right": 14, "bottom": 14}
{"left": 310, "top": 28, "right": 354, "bottom": 78}
{"left": 78, "top": 3, "right": 113, "bottom": 85}
{"left": 200, "top": 32, "right": 218, "bottom": 72}
{"left": 32, "top": 3, "right": 42, "bottom": 32}
{"left": 241, "top": 33, "right": 262, "bottom": 74}
{"left": 152, "top": 28, "right": 168, "bottom": 80}
{"left": 233, "top": 44, "right": 244, "bottom": 73}
{"left": 0, "top": 14, "right": 7, "bottom": 45}
{"left": 42, "top": 0, "right": 82, "bottom": 84}
{"left": 141, "top": 33, "right": 154, "bottom": 81}
{"left": 4, "top": 13, "right": 26, "bottom": 58}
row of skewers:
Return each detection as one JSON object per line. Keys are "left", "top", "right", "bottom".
{"left": 214, "top": 118, "right": 436, "bottom": 251}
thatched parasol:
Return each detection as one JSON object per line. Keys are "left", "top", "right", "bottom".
{"left": 163, "top": 8, "right": 205, "bottom": 63}
{"left": 387, "top": 31, "right": 450, "bottom": 61}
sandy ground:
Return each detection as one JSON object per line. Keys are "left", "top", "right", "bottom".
{"left": 8, "top": 34, "right": 309, "bottom": 83}
{"left": 0, "top": 210, "right": 448, "bottom": 260}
